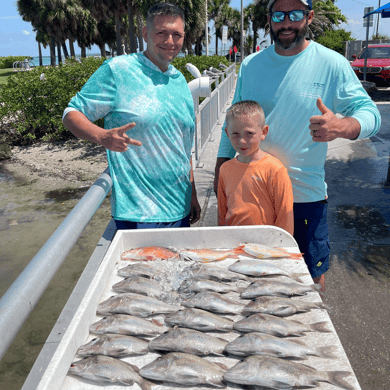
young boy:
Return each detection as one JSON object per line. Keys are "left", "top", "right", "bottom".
{"left": 217, "top": 100, "right": 294, "bottom": 235}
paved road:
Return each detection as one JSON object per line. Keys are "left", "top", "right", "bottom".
{"left": 193, "top": 96, "right": 390, "bottom": 390}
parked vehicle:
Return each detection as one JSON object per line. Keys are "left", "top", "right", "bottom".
{"left": 350, "top": 44, "right": 390, "bottom": 86}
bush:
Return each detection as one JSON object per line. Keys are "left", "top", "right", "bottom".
{"left": 0, "top": 56, "right": 33, "bottom": 69}
{"left": 0, "top": 55, "right": 230, "bottom": 144}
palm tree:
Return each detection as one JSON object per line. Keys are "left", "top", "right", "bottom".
{"left": 208, "top": 0, "right": 230, "bottom": 56}
{"left": 246, "top": 0, "right": 268, "bottom": 54}
{"left": 34, "top": 28, "right": 50, "bottom": 66}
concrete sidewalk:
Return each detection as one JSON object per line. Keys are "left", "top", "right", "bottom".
{"left": 192, "top": 93, "right": 390, "bottom": 390}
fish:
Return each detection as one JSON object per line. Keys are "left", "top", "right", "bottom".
{"left": 180, "top": 278, "right": 239, "bottom": 294}
{"left": 243, "top": 296, "right": 331, "bottom": 317}
{"left": 179, "top": 247, "right": 246, "bottom": 262}
{"left": 225, "top": 332, "right": 337, "bottom": 359}
{"left": 118, "top": 262, "right": 155, "bottom": 278}
{"left": 233, "top": 313, "right": 332, "bottom": 337}
{"left": 76, "top": 334, "right": 149, "bottom": 358}
{"left": 121, "top": 246, "right": 179, "bottom": 261}
{"left": 89, "top": 314, "right": 166, "bottom": 337}
{"left": 68, "top": 355, "right": 152, "bottom": 390}
{"left": 238, "top": 242, "right": 303, "bottom": 259}
{"left": 240, "top": 279, "right": 321, "bottom": 298}
{"left": 148, "top": 327, "right": 228, "bottom": 356}
{"left": 96, "top": 293, "right": 180, "bottom": 317}
{"left": 228, "top": 259, "right": 304, "bottom": 282}
{"left": 112, "top": 276, "right": 164, "bottom": 297}
{"left": 190, "top": 264, "right": 252, "bottom": 282}
{"left": 223, "top": 355, "right": 354, "bottom": 390}
{"left": 164, "top": 308, "right": 234, "bottom": 332}
{"left": 182, "top": 292, "right": 245, "bottom": 314}
{"left": 139, "top": 352, "right": 227, "bottom": 388}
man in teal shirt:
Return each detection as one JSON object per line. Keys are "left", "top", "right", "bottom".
{"left": 63, "top": 3, "right": 201, "bottom": 229}
{"left": 214, "top": 0, "right": 381, "bottom": 291}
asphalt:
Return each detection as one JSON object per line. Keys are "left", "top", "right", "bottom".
{"left": 192, "top": 87, "right": 390, "bottom": 390}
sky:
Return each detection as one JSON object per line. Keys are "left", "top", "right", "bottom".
{"left": 1, "top": 0, "right": 389, "bottom": 58}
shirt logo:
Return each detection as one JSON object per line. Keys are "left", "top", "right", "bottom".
{"left": 300, "top": 82, "right": 325, "bottom": 99}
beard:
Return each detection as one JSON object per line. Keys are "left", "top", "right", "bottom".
{"left": 270, "top": 20, "right": 309, "bottom": 52}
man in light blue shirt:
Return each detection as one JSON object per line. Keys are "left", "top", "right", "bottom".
{"left": 214, "top": 0, "right": 381, "bottom": 291}
{"left": 63, "top": 3, "right": 201, "bottom": 229}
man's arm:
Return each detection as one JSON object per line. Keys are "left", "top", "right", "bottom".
{"left": 63, "top": 111, "right": 142, "bottom": 152}
{"left": 214, "top": 157, "right": 231, "bottom": 195}
{"left": 189, "top": 158, "right": 201, "bottom": 224}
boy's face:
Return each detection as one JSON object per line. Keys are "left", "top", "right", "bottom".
{"left": 225, "top": 112, "right": 268, "bottom": 163}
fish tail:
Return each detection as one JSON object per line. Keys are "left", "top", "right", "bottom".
{"left": 291, "top": 273, "right": 305, "bottom": 283}
{"left": 139, "top": 377, "right": 153, "bottom": 390}
{"left": 311, "top": 284, "right": 323, "bottom": 295}
{"left": 324, "top": 371, "right": 354, "bottom": 390}
{"left": 316, "top": 345, "right": 338, "bottom": 359}
{"left": 310, "top": 321, "right": 332, "bottom": 333}
{"left": 315, "top": 302, "right": 332, "bottom": 312}
{"left": 287, "top": 252, "right": 304, "bottom": 259}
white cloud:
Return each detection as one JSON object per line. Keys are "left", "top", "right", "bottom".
{"left": 0, "top": 16, "right": 21, "bottom": 20}
{"left": 346, "top": 20, "right": 362, "bottom": 26}
{"left": 22, "top": 30, "right": 30, "bottom": 35}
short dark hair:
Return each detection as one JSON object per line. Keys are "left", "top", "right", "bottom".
{"left": 146, "top": 3, "right": 185, "bottom": 28}
{"left": 226, "top": 100, "right": 265, "bottom": 127}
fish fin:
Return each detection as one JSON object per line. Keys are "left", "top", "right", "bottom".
{"left": 310, "top": 321, "right": 332, "bottom": 333}
{"left": 214, "top": 362, "right": 229, "bottom": 370}
{"left": 139, "top": 378, "right": 153, "bottom": 390}
{"left": 291, "top": 273, "right": 306, "bottom": 283}
{"left": 316, "top": 345, "right": 338, "bottom": 359}
{"left": 324, "top": 371, "right": 354, "bottom": 390}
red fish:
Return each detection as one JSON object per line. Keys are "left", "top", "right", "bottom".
{"left": 121, "top": 246, "right": 179, "bottom": 261}
{"left": 179, "top": 247, "right": 247, "bottom": 262}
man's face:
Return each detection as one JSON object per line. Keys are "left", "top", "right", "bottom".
{"left": 143, "top": 15, "right": 185, "bottom": 72}
{"left": 268, "top": 0, "right": 314, "bottom": 55}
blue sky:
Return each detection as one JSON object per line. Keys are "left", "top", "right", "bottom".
{"left": 0, "top": 0, "right": 389, "bottom": 58}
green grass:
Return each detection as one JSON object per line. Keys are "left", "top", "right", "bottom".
{"left": 0, "top": 68, "right": 14, "bottom": 86}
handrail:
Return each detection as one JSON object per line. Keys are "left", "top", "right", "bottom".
{"left": 0, "top": 167, "right": 113, "bottom": 360}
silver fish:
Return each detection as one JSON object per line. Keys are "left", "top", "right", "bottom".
{"left": 243, "top": 296, "right": 331, "bottom": 317}
{"left": 233, "top": 313, "right": 332, "bottom": 337}
{"left": 182, "top": 292, "right": 245, "bottom": 314}
{"left": 224, "top": 356, "right": 354, "bottom": 390}
{"left": 68, "top": 355, "right": 152, "bottom": 390}
{"left": 225, "top": 332, "right": 337, "bottom": 359}
{"left": 89, "top": 314, "right": 166, "bottom": 337}
{"left": 96, "top": 293, "right": 180, "bottom": 317}
{"left": 228, "top": 259, "right": 303, "bottom": 282}
{"left": 118, "top": 262, "right": 155, "bottom": 278}
{"left": 76, "top": 334, "right": 149, "bottom": 358}
{"left": 149, "top": 327, "right": 228, "bottom": 356}
{"left": 165, "top": 308, "right": 234, "bottom": 332}
{"left": 191, "top": 264, "right": 251, "bottom": 282}
{"left": 139, "top": 352, "right": 227, "bottom": 388}
{"left": 240, "top": 279, "right": 321, "bottom": 298}
{"left": 112, "top": 276, "right": 164, "bottom": 297}
{"left": 180, "top": 278, "right": 239, "bottom": 294}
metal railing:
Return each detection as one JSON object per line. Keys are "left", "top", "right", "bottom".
{"left": 0, "top": 63, "right": 236, "bottom": 360}
{"left": 193, "top": 63, "right": 236, "bottom": 167}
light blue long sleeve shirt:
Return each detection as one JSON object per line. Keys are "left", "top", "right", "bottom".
{"left": 218, "top": 41, "right": 381, "bottom": 202}
{"left": 64, "top": 53, "right": 195, "bottom": 222}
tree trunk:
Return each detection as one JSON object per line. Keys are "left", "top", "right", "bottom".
{"left": 137, "top": 10, "right": 144, "bottom": 52}
{"left": 69, "top": 39, "right": 76, "bottom": 58}
{"left": 115, "top": 9, "right": 123, "bottom": 55}
{"left": 62, "top": 42, "right": 70, "bottom": 58}
{"left": 99, "top": 42, "right": 106, "bottom": 57}
{"left": 81, "top": 43, "right": 87, "bottom": 58}
{"left": 50, "top": 36, "right": 56, "bottom": 66}
{"left": 127, "top": 0, "right": 138, "bottom": 53}
{"left": 57, "top": 41, "right": 62, "bottom": 64}
{"left": 38, "top": 42, "right": 43, "bottom": 66}
{"left": 215, "top": 37, "right": 219, "bottom": 56}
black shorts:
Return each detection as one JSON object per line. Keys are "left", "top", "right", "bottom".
{"left": 293, "top": 200, "right": 330, "bottom": 278}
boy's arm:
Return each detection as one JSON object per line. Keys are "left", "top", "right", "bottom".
{"left": 273, "top": 167, "right": 294, "bottom": 236}
{"left": 217, "top": 173, "right": 228, "bottom": 226}
{"left": 214, "top": 157, "right": 231, "bottom": 195}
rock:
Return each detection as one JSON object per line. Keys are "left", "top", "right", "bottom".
{"left": 0, "top": 142, "right": 12, "bottom": 160}
{"left": 361, "top": 81, "right": 378, "bottom": 93}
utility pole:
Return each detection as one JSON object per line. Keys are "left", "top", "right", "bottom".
{"left": 376, "top": 0, "right": 381, "bottom": 37}
{"left": 240, "top": 0, "right": 244, "bottom": 62}
{"left": 205, "top": 0, "right": 209, "bottom": 56}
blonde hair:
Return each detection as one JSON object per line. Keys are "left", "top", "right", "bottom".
{"left": 226, "top": 100, "right": 265, "bottom": 127}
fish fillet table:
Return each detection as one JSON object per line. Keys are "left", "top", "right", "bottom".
{"left": 30, "top": 225, "right": 361, "bottom": 390}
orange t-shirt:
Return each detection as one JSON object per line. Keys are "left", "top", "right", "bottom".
{"left": 217, "top": 155, "right": 294, "bottom": 235}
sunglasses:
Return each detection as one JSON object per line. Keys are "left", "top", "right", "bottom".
{"left": 269, "top": 10, "right": 310, "bottom": 23}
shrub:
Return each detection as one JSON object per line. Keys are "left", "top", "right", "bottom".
{"left": 0, "top": 56, "right": 33, "bottom": 69}
{"left": 0, "top": 55, "right": 231, "bottom": 145}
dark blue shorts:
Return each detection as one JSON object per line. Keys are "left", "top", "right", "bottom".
{"left": 114, "top": 214, "right": 190, "bottom": 230}
{"left": 293, "top": 200, "right": 330, "bottom": 278}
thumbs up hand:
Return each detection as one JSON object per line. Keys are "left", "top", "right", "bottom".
{"left": 309, "top": 98, "right": 339, "bottom": 142}
{"left": 101, "top": 122, "right": 142, "bottom": 152}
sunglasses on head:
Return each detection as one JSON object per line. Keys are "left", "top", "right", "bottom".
{"left": 269, "top": 10, "right": 310, "bottom": 23}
